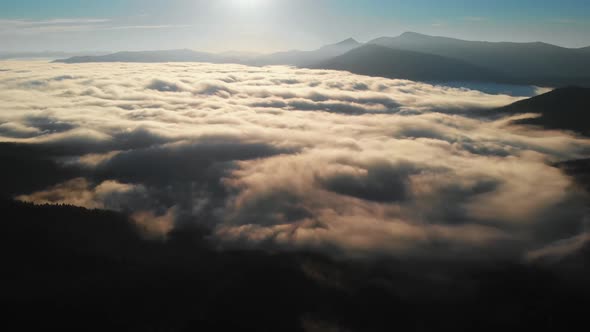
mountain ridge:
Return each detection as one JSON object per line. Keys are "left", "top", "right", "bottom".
{"left": 313, "top": 44, "right": 510, "bottom": 83}
{"left": 495, "top": 86, "right": 590, "bottom": 135}
{"left": 55, "top": 38, "right": 363, "bottom": 66}
{"left": 54, "top": 32, "right": 590, "bottom": 87}
{"left": 55, "top": 49, "right": 233, "bottom": 64}
{"left": 368, "top": 32, "right": 590, "bottom": 86}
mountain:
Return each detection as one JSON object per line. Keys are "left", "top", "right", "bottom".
{"left": 52, "top": 34, "right": 590, "bottom": 87}
{"left": 3, "top": 197, "right": 588, "bottom": 331}
{"left": 55, "top": 39, "right": 362, "bottom": 66}
{"left": 248, "top": 37, "right": 362, "bottom": 66}
{"left": 313, "top": 44, "right": 509, "bottom": 83}
{"left": 369, "top": 32, "right": 590, "bottom": 87}
{"left": 54, "top": 49, "right": 234, "bottom": 64}
{"left": 495, "top": 86, "right": 590, "bottom": 135}
{"left": 218, "top": 50, "right": 261, "bottom": 60}
{"left": 318, "top": 37, "right": 362, "bottom": 54}
{"left": 0, "top": 51, "right": 107, "bottom": 60}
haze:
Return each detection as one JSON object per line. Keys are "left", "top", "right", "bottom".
{"left": 2, "top": 0, "right": 590, "bottom": 53}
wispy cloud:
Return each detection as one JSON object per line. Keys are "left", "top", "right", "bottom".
{"left": 0, "top": 18, "right": 191, "bottom": 35}
{"left": 101, "top": 24, "right": 193, "bottom": 31}
{"left": 0, "top": 18, "right": 110, "bottom": 34}
{"left": 0, "top": 18, "right": 111, "bottom": 27}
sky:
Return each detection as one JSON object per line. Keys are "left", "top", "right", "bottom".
{"left": 1, "top": 0, "right": 590, "bottom": 53}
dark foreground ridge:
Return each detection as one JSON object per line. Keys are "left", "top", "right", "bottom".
{"left": 1, "top": 198, "right": 589, "bottom": 331}
{"left": 495, "top": 86, "right": 590, "bottom": 136}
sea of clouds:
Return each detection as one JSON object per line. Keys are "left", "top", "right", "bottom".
{"left": 1, "top": 61, "right": 589, "bottom": 261}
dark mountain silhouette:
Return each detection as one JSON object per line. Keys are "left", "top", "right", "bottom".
{"left": 369, "top": 32, "right": 590, "bottom": 87}
{"left": 2, "top": 198, "right": 589, "bottom": 331}
{"left": 1, "top": 120, "right": 589, "bottom": 331}
{"left": 0, "top": 140, "right": 588, "bottom": 330}
{"left": 495, "top": 87, "right": 590, "bottom": 135}
{"left": 313, "top": 44, "right": 509, "bottom": 83}
{"left": 0, "top": 143, "right": 83, "bottom": 197}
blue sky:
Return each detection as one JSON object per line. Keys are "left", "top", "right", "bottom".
{"left": 1, "top": 0, "right": 589, "bottom": 52}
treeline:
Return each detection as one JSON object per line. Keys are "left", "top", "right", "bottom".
{"left": 1, "top": 198, "right": 589, "bottom": 331}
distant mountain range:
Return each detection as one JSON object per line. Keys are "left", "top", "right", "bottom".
{"left": 55, "top": 38, "right": 362, "bottom": 67}
{"left": 54, "top": 32, "right": 590, "bottom": 87}
{"left": 248, "top": 38, "right": 362, "bottom": 67}
{"left": 368, "top": 32, "right": 590, "bottom": 87}
{"left": 0, "top": 51, "right": 106, "bottom": 60}
{"left": 56, "top": 49, "right": 235, "bottom": 64}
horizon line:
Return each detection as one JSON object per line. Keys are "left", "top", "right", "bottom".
{"left": 2, "top": 31, "right": 589, "bottom": 55}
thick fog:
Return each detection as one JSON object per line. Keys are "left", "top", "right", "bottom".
{"left": 1, "top": 61, "right": 589, "bottom": 261}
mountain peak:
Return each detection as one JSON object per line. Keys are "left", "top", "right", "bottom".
{"left": 337, "top": 37, "right": 360, "bottom": 45}
{"left": 399, "top": 31, "right": 429, "bottom": 39}
{"left": 322, "top": 38, "right": 360, "bottom": 49}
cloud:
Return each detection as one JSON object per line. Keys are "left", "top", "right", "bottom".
{"left": 1, "top": 60, "right": 589, "bottom": 260}
{"left": 0, "top": 18, "right": 190, "bottom": 35}
{"left": 132, "top": 207, "right": 177, "bottom": 240}
{"left": 17, "top": 177, "right": 147, "bottom": 210}
{"left": 0, "top": 18, "right": 110, "bottom": 35}
{"left": 0, "top": 121, "right": 41, "bottom": 138}
{"left": 100, "top": 24, "right": 193, "bottom": 31}
{"left": 526, "top": 232, "right": 590, "bottom": 262}
{"left": 319, "top": 162, "right": 417, "bottom": 203}
{"left": 0, "top": 18, "right": 112, "bottom": 27}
